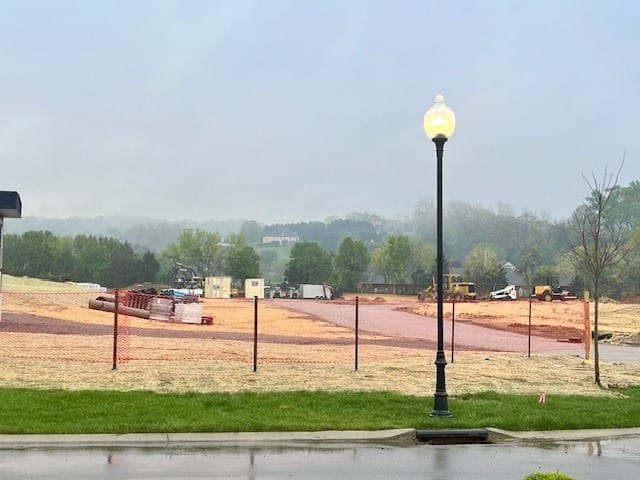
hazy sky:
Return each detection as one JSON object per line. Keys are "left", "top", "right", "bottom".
{"left": 1, "top": 1, "right": 639, "bottom": 224}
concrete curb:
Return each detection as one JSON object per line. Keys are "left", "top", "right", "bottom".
{"left": 487, "top": 427, "right": 640, "bottom": 442}
{"left": 1, "top": 428, "right": 639, "bottom": 449}
{"left": 0, "top": 429, "right": 418, "bottom": 449}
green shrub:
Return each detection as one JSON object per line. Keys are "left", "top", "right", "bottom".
{"left": 524, "top": 473, "right": 574, "bottom": 480}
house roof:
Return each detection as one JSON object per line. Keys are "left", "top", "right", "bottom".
{"left": 502, "top": 262, "right": 526, "bottom": 286}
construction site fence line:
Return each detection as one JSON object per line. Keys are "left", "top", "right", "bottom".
{"left": 0, "top": 290, "right": 586, "bottom": 369}
{"left": 0, "top": 290, "right": 433, "bottom": 369}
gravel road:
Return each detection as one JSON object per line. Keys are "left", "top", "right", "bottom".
{"left": 273, "top": 299, "right": 583, "bottom": 354}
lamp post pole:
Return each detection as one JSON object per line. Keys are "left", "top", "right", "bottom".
{"left": 423, "top": 94, "right": 455, "bottom": 418}
{"left": 431, "top": 135, "right": 451, "bottom": 417}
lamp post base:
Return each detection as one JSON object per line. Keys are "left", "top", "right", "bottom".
{"left": 430, "top": 350, "right": 452, "bottom": 417}
{"left": 430, "top": 390, "right": 452, "bottom": 417}
{"left": 430, "top": 402, "right": 452, "bottom": 418}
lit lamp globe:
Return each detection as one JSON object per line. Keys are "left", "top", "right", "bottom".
{"left": 423, "top": 94, "right": 456, "bottom": 140}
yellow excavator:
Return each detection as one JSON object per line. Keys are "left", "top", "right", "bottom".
{"left": 418, "top": 273, "right": 476, "bottom": 300}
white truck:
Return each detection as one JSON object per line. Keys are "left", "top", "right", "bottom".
{"left": 298, "top": 284, "right": 334, "bottom": 299}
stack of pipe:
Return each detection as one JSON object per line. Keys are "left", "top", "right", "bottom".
{"left": 88, "top": 298, "right": 150, "bottom": 319}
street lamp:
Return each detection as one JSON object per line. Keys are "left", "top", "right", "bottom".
{"left": 424, "top": 94, "right": 455, "bottom": 417}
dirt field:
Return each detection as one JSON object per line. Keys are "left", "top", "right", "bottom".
{"left": 0, "top": 284, "right": 639, "bottom": 398}
{"left": 403, "top": 296, "right": 640, "bottom": 345}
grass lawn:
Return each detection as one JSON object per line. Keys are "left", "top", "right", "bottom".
{"left": 1, "top": 275, "right": 86, "bottom": 293}
{"left": 1, "top": 387, "right": 639, "bottom": 434}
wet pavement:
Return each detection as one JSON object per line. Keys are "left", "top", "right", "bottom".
{"left": 592, "top": 343, "right": 640, "bottom": 364}
{"left": 1, "top": 436, "right": 639, "bottom": 479}
{"left": 544, "top": 342, "right": 640, "bottom": 365}
{"left": 1, "top": 430, "right": 639, "bottom": 479}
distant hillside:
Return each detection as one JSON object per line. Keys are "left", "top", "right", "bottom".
{"left": 3, "top": 216, "right": 244, "bottom": 251}
{"left": 2, "top": 214, "right": 392, "bottom": 253}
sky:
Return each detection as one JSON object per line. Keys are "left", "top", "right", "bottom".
{"left": 1, "top": 0, "right": 639, "bottom": 224}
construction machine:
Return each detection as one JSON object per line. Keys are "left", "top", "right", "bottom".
{"left": 489, "top": 284, "right": 517, "bottom": 300}
{"left": 533, "top": 283, "right": 577, "bottom": 302}
{"left": 171, "top": 262, "right": 204, "bottom": 291}
{"left": 418, "top": 273, "right": 476, "bottom": 300}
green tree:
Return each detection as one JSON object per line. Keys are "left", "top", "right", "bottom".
{"left": 72, "top": 236, "right": 151, "bottom": 287}
{"left": 4, "top": 231, "right": 159, "bottom": 287}
{"left": 518, "top": 240, "right": 541, "bottom": 286}
{"left": 409, "top": 237, "right": 436, "bottom": 287}
{"left": 101, "top": 239, "right": 140, "bottom": 287}
{"left": 620, "top": 245, "right": 640, "bottom": 293}
{"left": 370, "top": 234, "right": 412, "bottom": 291}
{"left": 224, "top": 234, "right": 260, "bottom": 285}
{"left": 370, "top": 245, "right": 390, "bottom": 284}
{"left": 161, "top": 229, "right": 224, "bottom": 278}
{"left": 532, "top": 265, "right": 558, "bottom": 285}
{"left": 240, "top": 221, "right": 263, "bottom": 244}
{"left": 54, "top": 236, "right": 75, "bottom": 281}
{"left": 463, "top": 244, "right": 507, "bottom": 294}
{"left": 4, "top": 231, "right": 61, "bottom": 279}
{"left": 444, "top": 201, "right": 495, "bottom": 262}
{"left": 555, "top": 252, "right": 580, "bottom": 289}
{"left": 1, "top": 234, "right": 26, "bottom": 276}
{"left": 72, "top": 235, "right": 110, "bottom": 284}
{"left": 259, "top": 249, "right": 281, "bottom": 284}
{"left": 259, "top": 249, "right": 278, "bottom": 266}
{"left": 138, "top": 250, "right": 160, "bottom": 283}
{"left": 335, "top": 237, "right": 370, "bottom": 292}
{"left": 603, "top": 179, "right": 640, "bottom": 228}
{"left": 284, "top": 241, "right": 333, "bottom": 285}
{"left": 386, "top": 234, "right": 412, "bottom": 285}
{"left": 412, "top": 198, "right": 435, "bottom": 241}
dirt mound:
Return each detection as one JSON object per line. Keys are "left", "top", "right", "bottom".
{"left": 621, "top": 293, "right": 640, "bottom": 304}
{"left": 334, "top": 296, "right": 388, "bottom": 304}
{"left": 599, "top": 296, "right": 618, "bottom": 304}
{"left": 504, "top": 322, "right": 584, "bottom": 341}
{"left": 605, "top": 332, "right": 640, "bottom": 346}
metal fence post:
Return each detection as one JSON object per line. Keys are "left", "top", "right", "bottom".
{"left": 528, "top": 295, "right": 532, "bottom": 357}
{"left": 253, "top": 295, "right": 258, "bottom": 372}
{"left": 112, "top": 289, "right": 119, "bottom": 370}
{"left": 355, "top": 296, "right": 359, "bottom": 371}
{"left": 451, "top": 299, "right": 455, "bottom": 363}
{"left": 584, "top": 291, "right": 591, "bottom": 360}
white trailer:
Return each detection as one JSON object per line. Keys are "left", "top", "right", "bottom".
{"left": 204, "top": 276, "right": 232, "bottom": 298}
{"left": 298, "top": 284, "right": 333, "bottom": 299}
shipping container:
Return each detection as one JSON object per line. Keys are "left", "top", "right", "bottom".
{"left": 204, "top": 276, "right": 232, "bottom": 298}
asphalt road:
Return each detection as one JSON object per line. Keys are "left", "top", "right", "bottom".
{"left": 273, "top": 299, "right": 583, "bottom": 354}
{"left": 2, "top": 436, "right": 639, "bottom": 479}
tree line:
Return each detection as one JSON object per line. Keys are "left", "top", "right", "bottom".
{"left": 2, "top": 232, "right": 160, "bottom": 288}
{"left": 0, "top": 226, "right": 490, "bottom": 294}
{"left": 1, "top": 230, "right": 260, "bottom": 290}
{"left": 4, "top": 178, "right": 640, "bottom": 298}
